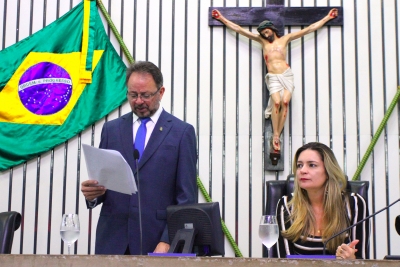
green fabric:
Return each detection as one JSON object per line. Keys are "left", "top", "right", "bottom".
{"left": 0, "top": 2, "right": 127, "bottom": 171}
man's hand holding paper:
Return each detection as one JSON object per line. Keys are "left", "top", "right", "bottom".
{"left": 81, "top": 144, "right": 137, "bottom": 196}
{"left": 81, "top": 180, "right": 106, "bottom": 201}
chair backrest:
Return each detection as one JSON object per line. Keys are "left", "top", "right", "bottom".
{"left": 264, "top": 175, "right": 369, "bottom": 258}
{"left": 0, "top": 211, "right": 22, "bottom": 254}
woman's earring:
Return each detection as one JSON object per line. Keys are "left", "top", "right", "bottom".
{"left": 325, "top": 181, "right": 329, "bottom": 195}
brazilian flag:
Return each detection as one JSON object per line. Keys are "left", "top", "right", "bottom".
{"left": 0, "top": 0, "right": 127, "bottom": 171}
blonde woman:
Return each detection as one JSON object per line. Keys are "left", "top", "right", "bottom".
{"left": 276, "top": 142, "right": 368, "bottom": 259}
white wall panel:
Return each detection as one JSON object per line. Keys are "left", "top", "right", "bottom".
{"left": 49, "top": 145, "right": 67, "bottom": 255}
{"left": 17, "top": 1, "right": 30, "bottom": 41}
{"left": 0, "top": 0, "right": 3, "bottom": 47}
{"left": 330, "top": 24, "right": 344, "bottom": 166}
{"left": 159, "top": 0, "right": 173, "bottom": 114}
{"left": 342, "top": 1, "right": 357, "bottom": 175}
{"left": 3, "top": 0, "right": 18, "bottom": 48}
{"left": 147, "top": 0, "right": 160, "bottom": 64}
{"left": 35, "top": 154, "right": 50, "bottom": 255}
{"left": 316, "top": 29, "right": 330, "bottom": 139}
{"left": 171, "top": 0, "right": 186, "bottom": 120}
{"left": 31, "top": 1, "right": 45, "bottom": 43}
{"left": 185, "top": 0, "right": 199, "bottom": 128}
{"left": 133, "top": 0, "right": 148, "bottom": 61}
{"left": 107, "top": 0, "right": 123, "bottom": 58}
{"left": 304, "top": 31, "right": 317, "bottom": 139}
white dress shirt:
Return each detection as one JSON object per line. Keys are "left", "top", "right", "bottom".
{"left": 132, "top": 106, "right": 163, "bottom": 149}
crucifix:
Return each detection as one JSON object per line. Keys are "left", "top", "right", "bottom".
{"left": 208, "top": 1, "right": 343, "bottom": 171}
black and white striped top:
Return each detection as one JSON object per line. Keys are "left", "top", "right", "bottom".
{"left": 276, "top": 193, "right": 369, "bottom": 259}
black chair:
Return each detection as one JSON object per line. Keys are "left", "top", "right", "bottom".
{"left": 0, "top": 211, "right": 22, "bottom": 254}
{"left": 264, "top": 175, "right": 369, "bottom": 258}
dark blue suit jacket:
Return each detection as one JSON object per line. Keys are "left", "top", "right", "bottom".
{"left": 90, "top": 110, "right": 197, "bottom": 255}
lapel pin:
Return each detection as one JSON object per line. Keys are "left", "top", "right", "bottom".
{"left": 160, "top": 127, "right": 163, "bottom": 131}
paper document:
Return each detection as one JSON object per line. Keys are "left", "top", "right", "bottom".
{"left": 82, "top": 144, "right": 137, "bottom": 195}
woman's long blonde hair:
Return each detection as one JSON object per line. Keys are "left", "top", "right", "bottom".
{"left": 281, "top": 142, "right": 350, "bottom": 254}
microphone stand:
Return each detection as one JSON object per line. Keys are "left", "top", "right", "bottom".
{"left": 134, "top": 149, "right": 143, "bottom": 255}
{"left": 323, "top": 198, "right": 400, "bottom": 255}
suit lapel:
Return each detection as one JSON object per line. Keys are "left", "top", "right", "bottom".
{"left": 137, "top": 110, "right": 172, "bottom": 169}
{"left": 119, "top": 112, "right": 136, "bottom": 173}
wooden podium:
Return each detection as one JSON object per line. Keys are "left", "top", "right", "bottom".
{"left": 0, "top": 254, "right": 399, "bottom": 267}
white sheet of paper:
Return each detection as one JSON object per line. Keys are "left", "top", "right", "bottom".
{"left": 82, "top": 144, "right": 137, "bottom": 195}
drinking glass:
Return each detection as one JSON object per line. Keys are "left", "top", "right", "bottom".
{"left": 259, "top": 215, "right": 279, "bottom": 258}
{"left": 60, "top": 214, "right": 80, "bottom": 255}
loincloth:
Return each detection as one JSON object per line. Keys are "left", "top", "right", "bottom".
{"left": 264, "top": 67, "right": 295, "bottom": 119}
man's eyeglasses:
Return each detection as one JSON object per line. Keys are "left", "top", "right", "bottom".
{"left": 127, "top": 88, "right": 160, "bottom": 101}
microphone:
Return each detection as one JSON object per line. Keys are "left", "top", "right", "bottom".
{"left": 133, "top": 149, "right": 143, "bottom": 255}
{"left": 395, "top": 215, "right": 400, "bottom": 235}
{"left": 133, "top": 149, "right": 140, "bottom": 162}
{"left": 384, "top": 216, "right": 400, "bottom": 260}
{"left": 323, "top": 198, "right": 400, "bottom": 255}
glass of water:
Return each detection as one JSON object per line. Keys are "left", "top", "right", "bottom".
{"left": 259, "top": 215, "right": 279, "bottom": 258}
{"left": 60, "top": 214, "right": 80, "bottom": 254}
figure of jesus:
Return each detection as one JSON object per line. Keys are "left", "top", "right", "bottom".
{"left": 212, "top": 8, "right": 338, "bottom": 153}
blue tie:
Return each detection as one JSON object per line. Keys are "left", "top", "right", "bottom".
{"left": 135, "top": 117, "right": 150, "bottom": 160}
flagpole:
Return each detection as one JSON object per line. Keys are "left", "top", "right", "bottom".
{"left": 96, "top": 0, "right": 135, "bottom": 64}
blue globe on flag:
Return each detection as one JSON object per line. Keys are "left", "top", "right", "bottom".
{"left": 18, "top": 62, "right": 72, "bottom": 115}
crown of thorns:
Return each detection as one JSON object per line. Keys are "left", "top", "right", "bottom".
{"left": 257, "top": 20, "right": 279, "bottom": 35}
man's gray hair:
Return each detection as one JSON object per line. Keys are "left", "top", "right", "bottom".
{"left": 126, "top": 61, "right": 163, "bottom": 89}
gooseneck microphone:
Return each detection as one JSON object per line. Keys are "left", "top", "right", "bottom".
{"left": 133, "top": 149, "right": 143, "bottom": 255}
{"left": 323, "top": 198, "right": 400, "bottom": 255}
{"left": 395, "top": 215, "right": 400, "bottom": 235}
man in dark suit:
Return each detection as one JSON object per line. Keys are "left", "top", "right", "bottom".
{"left": 81, "top": 61, "right": 197, "bottom": 255}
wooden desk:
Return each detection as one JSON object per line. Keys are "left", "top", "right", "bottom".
{"left": 0, "top": 254, "right": 399, "bottom": 267}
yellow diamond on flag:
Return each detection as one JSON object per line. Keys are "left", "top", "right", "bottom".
{"left": 0, "top": 50, "right": 103, "bottom": 125}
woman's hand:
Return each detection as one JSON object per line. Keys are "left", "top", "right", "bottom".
{"left": 336, "top": 239, "right": 359, "bottom": 259}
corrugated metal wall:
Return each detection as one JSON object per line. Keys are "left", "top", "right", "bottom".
{"left": 0, "top": 0, "right": 399, "bottom": 259}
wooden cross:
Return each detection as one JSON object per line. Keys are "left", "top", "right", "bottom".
{"left": 208, "top": 1, "right": 343, "bottom": 35}
{"left": 208, "top": 0, "right": 343, "bottom": 172}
